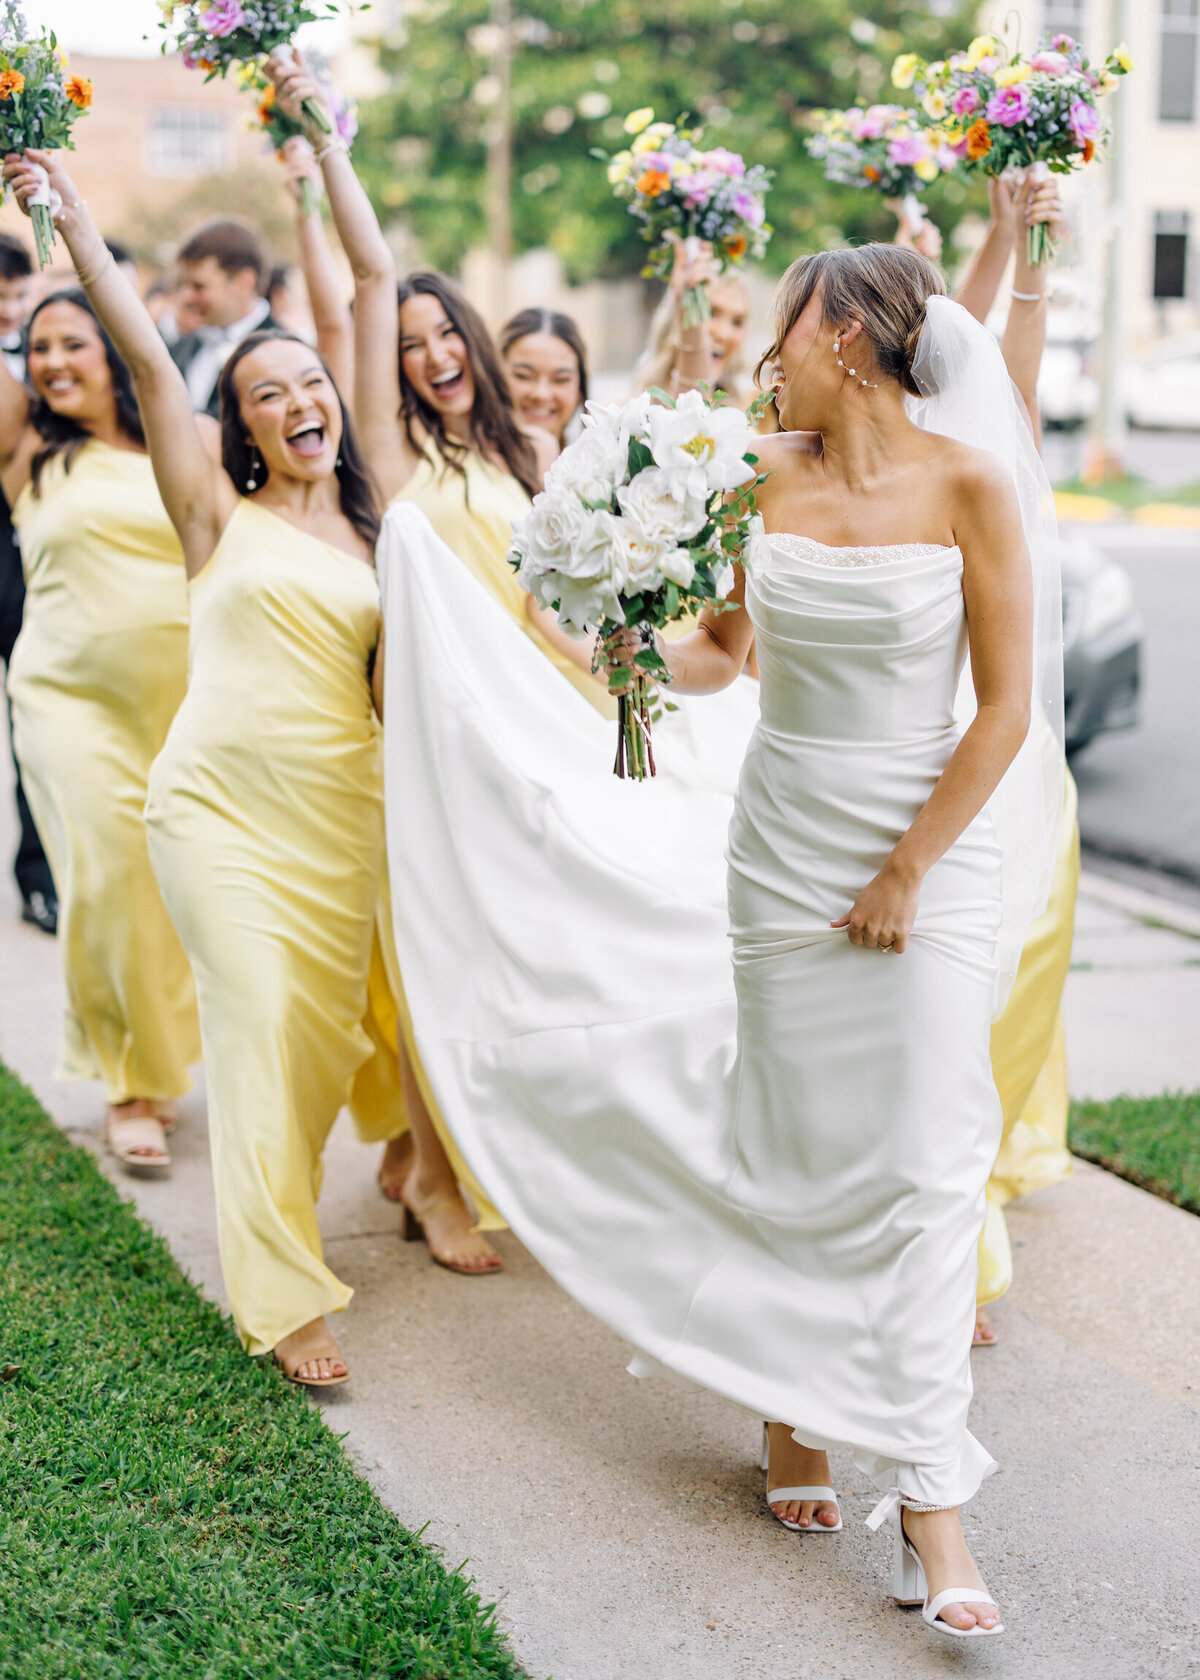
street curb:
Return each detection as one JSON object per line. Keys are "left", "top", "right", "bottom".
{"left": 1078, "top": 871, "right": 1200, "bottom": 939}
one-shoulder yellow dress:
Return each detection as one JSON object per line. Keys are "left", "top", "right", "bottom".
{"left": 145, "top": 500, "right": 389, "bottom": 1355}
{"left": 8, "top": 442, "right": 200, "bottom": 1104}
{"left": 397, "top": 445, "right": 614, "bottom": 716}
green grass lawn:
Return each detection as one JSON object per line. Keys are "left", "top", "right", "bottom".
{"left": 1070, "top": 1089, "right": 1200, "bottom": 1216}
{"left": 0, "top": 1062, "right": 526, "bottom": 1680}
{"left": 1054, "top": 475, "right": 1200, "bottom": 509}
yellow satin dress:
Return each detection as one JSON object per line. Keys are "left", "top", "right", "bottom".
{"left": 8, "top": 442, "right": 200, "bottom": 1103}
{"left": 145, "top": 500, "right": 393, "bottom": 1355}
{"left": 979, "top": 769, "right": 1080, "bottom": 1304}
{"left": 398, "top": 445, "right": 614, "bottom": 717}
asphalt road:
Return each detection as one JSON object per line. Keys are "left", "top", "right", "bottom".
{"left": 1069, "top": 527, "right": 1200, "bottom": 882}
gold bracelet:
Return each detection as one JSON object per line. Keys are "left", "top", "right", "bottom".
{"left": 313, "top": 137, "right": 348, "bottom": 166}
{"left": 74, "top": 249, "right": 113, "bottom": 288}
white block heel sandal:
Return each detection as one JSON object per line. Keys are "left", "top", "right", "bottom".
{"left": 760, "top": 1425, "right": 843, "bottom": 1534}
{"left": 867, "top": 1492, "right": 1004, "bottom": 1638}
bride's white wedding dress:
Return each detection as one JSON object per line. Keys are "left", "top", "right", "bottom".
{"left": 380, "top": 511, "right": 1000, "bottom": 1511}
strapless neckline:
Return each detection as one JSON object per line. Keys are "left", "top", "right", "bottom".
{"left": 768, "top": 531, "right": 962, "bottom": 569}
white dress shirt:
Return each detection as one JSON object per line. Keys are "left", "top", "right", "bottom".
{"left": 184, "top": 297, "right": 271, "bottom": 411}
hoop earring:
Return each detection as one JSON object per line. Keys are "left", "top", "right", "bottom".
{"left": 245, "top": 445, "right": 260, "bottom": 492}
{"left": 833, "top": 336, "right": 877, "bottom": 389}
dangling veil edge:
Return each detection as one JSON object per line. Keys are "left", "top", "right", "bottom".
{"left": 906, "top": 294, "right": 1066, "bottom": 1013}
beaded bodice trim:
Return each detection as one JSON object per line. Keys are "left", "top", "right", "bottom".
{"left": 768, "top": 532, "right": 961, "bottom": 570}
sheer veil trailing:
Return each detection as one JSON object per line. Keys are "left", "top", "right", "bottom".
{"left": 906, "top": 294, "right": 1066, "bottom": 1007}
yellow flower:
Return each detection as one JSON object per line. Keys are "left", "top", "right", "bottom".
{"left": 65, "top": 74, "right": 93, "bottom": 109}
{"left": 994, "top": 62, "right": 1030, "bottom": 86}
{"left": 632, "top": 121, "right": 673, "bottom": 153}
{"left": 606, "top": 150, "right": 633, "bottom": 184}
{"left": 965, "top": 35, "right": 999, "bottom": 69}
{"left": 914, "top": 157, "right": 939, "bottom": 183}
{"left": 941, "top": 124, "right": 964, "bottom": 146}
{"left": 623, "top": 106, "right": 654, "bottom": 135}
{"left": 921, "top": 88, "right": 947, "bottom": 119}
{"left": 891, "top": 53, "right": 920, "bottom": 90}
{"left": 1113, "top": 42, "right": 1134, "bottom": 72}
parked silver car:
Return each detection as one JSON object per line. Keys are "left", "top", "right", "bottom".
{"left": 1060, "top": 536, "right": 1142, "bottom": 755}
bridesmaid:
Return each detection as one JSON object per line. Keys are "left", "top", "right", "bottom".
{"left": 0, "top": 278, "right": 200, "bottom": 1173}
{"left": 632, "top": 233, "right": 752, "bottom": 403}
{"left": 4, "top": 147, "right": 395, "bottom": 1386}
{"left": 499, "top": 307, "right": 588, "bottom": 448}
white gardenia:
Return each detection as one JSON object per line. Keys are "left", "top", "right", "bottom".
{"left": 616, "top": 465, "right": 708, "bottom": 545}
{"left": 647, "top": 388, "right": 756, "bottom": 496}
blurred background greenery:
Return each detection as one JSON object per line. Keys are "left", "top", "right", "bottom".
{"left": 355, "top": 0, "right": 985, "bottom": 282}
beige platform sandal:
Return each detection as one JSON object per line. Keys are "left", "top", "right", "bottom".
{"left": 105, "top": 1106, "right": 171, "bottom": 1176}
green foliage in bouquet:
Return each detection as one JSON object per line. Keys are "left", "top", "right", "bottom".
{"left": 0, "top": 4, "right": 94, "bottom": 267}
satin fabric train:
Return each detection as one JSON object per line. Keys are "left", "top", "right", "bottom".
{"left": 378, "top": 504, "right": 998, "bottom": 1507}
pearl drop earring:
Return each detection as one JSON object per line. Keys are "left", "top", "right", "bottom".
{"left": 245, "top": 445, "right": 259, "bottom": 492}
{"left": 833, "top": 337, "right": 877, "bottom": 389}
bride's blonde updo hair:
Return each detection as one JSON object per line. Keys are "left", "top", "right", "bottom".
{"left": 755, "top": 244, "right": 946, "bottom": 398}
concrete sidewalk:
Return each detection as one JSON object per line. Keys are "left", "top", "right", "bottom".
{"left": 2, "top": 758, "right": 1198, "bottom": 1680}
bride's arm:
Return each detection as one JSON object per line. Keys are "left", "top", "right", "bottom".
{"left": 834, "top": 454, "right": 1032, "bottom": 953}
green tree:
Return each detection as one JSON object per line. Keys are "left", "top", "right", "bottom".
{"left": 355, "top": 0, "right": 984, "bottom": 281}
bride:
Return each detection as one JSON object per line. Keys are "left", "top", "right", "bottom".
{"left": 377, "top": 244, "right": 1060, "bottom": 1643}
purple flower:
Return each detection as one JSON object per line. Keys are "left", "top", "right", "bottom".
{"left": 636, "top": 151, "right": 671, "bottom": 173}
{"left": 699, "top": 147, "right": 745, "bottom": 178}
{"left": 1068, "top": 98, "right": 1102, "bottom": 145}
{"left": 732, "top": 191, "right": 765, "bottom": 227}
{"left": 683, "top": 170, "right": 718, "bottom": 209}
{"left": 950, "top": 86, "right": 980, "bottom": 117}
{"left": 986, "top": 83, "right": 1033, "bottom": 126}
{"left": 887, "top": 133, "right": 925, "bottom": 165}
{"left": 1030, "top": 50, "right": 1070, "bottom": 75}
{"left": 199, "top": 0, "right": 245, "bottom": 38}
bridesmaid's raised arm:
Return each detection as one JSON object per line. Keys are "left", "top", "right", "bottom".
{"left": 278, "top": 136, "right": 354, "bottom": 400}
{"left": 2, "top": 149, "right": 231, "bottom": 575}
{"left": 268, "top": 53, "right": 418, "bottom": 500}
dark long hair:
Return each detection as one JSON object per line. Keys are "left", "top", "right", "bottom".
{"left": 499, "top": 307, "right": 590, "bottom": 407}
{"left": 397, "top": 271, "right": 540, "bottom": 500}
{"left": 27, "top": 288, "right": 146, "bottom": 496}
{"left": 217, "top": 330, "right": 381, "bottom": 550}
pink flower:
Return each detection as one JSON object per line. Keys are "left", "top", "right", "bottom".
{"left": 857, "top": 104, "right": 892, "bottom": 139}
{"left": 950, "top": 86, "right": 980, "bottom": 117}
{"left": 1051, "top": 34, "right": 1076, "bottom": 53}
{"left": 1068, "top": 97, "right": 1102, "bottom": 145}
{"left": 683, "top": 170, "right": 719, "bottom": 209}
{"left": 887, "top": 134, "right": 925, "bottom": 165}
{"left": 732, "top": 191, "right": 765, "bottom": 227}
{"left": 699, "top": 147, "right": 745, "bottom": 178}
{"left": 976, "top": 54, "right": 1002, "bottom": 74}
{"left": 986, "top": 83, "right": 1033, "bottom": 126}
{"left": 199, "top": 0, "right": 245, "bottom": 37}
{"left": 635, "top": 151, "right": 671, "bottom": 173}
{"left": 1030, "top": 50, "right": 1070, "bottom": 75}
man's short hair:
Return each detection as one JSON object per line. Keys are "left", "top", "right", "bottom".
{"left": 177, "top": 218, "right": 266, "bottom": 288}
{"left": 0, "top": 231, "right": 33, "bottom": 283}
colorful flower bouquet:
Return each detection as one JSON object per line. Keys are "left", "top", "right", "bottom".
{"left": 600, "top": 110, "right": 772, "bottom": 330}
{"left": 510, "top": 388, "right": 768, "bottom": 781}
{"left": 897, "top": 32, "right": 1133, "bottom": 264}
{"left": 159, "top": 1, "right": 347, "bottom": 134}
{"left": 0, "top": 3, "right": 92, "bottom": 268}
{"left": 238, "top": 51, "right": 356, "bottom": 215}
{"left": 806, "top": 104, "right": 957, "bottom": 236}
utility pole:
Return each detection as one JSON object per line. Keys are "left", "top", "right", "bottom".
{"left": 486, "top": 0, "right": 513, "bottom": 321}
{"left": 1090, "top": 0, "right": 1132, "bottom": 481}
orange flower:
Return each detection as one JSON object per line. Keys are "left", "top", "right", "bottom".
{"left": 65, "top": 74, "right": 93, "bottom": 109}
{"left": 863, "top": 164, "right": 881, "bottom": 182}
{"left": 257, "top": 86, "right": 276, "bottom": 124}
{"left": 724, "top": 233, "right": 748, "bottom": 260}
{"left": 1083, "top": 138, "right": 1095, "bottom": 162}
{"left": 636, "top": 168, "right": 671, "bottom": 199}
{"left": 0, "top": 69, "right": 25, "bottom": 100}
{"left": 965, "top": 118, "right": 992, "bottom": 161}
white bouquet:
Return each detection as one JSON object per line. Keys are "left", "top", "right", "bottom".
{"left": 510, "top": 387, "right": 767, "bottom": 780}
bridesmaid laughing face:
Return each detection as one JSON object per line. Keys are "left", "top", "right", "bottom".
{"left": 227, "top": 336, "right": 344, "bottom": 487}
{"left": 26, "top": 298, "right": 119, "bottom": 429}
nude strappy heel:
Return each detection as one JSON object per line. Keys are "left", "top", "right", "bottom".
{"left": 760, "top": 1424, "right": 842, "bottom": 1533}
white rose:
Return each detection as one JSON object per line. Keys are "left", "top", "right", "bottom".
{"left": 583, "top": 390, "right": 652, "bottom": 445}
{"left": 648, "top": 388, "right": 756, "bottom": 495}
{"left": 546, "top": 427, "right": 627, "bottom": 505}
{"left": 741, "top": 513, "right": 773, "bottom": 579}
{"left": 712, "top": 560, "right": 735, "bottom": 598}
{"left": 513, "top": 486, "right": 593, "bottom": 577}
{"left": 617, "top": 465, "right": 708, "bottom": 544}
{"left": 662, "top": 546, "right": 696, "bottom": 588}
{"left": 614, "top": 513, "right": 669, "bottom": 594}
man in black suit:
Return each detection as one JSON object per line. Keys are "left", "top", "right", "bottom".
{"left": 0, "top": 229, "right": 56, "bottom": 934}
{"left": 169, "top": 218, "right": 279, "bottom": 418}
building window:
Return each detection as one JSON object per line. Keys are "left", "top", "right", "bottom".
{"left": 145, "top": 108, "right": 230, "bottom": 178}
{"left": 1043, "top": 0, "right": 1085, "bottom": 39}
{"left": 1159, "top": 0, "right": 1199, "bottom": 122}
{"left": 1153, "top": 211, "right": 1191, "bottom": 299}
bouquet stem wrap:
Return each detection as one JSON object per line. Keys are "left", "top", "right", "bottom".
{"left": 601, "top": 625, "right": 663, "bottom": 781}
{"left": 26, "top": 164, "right": 57, "bottom": 269}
